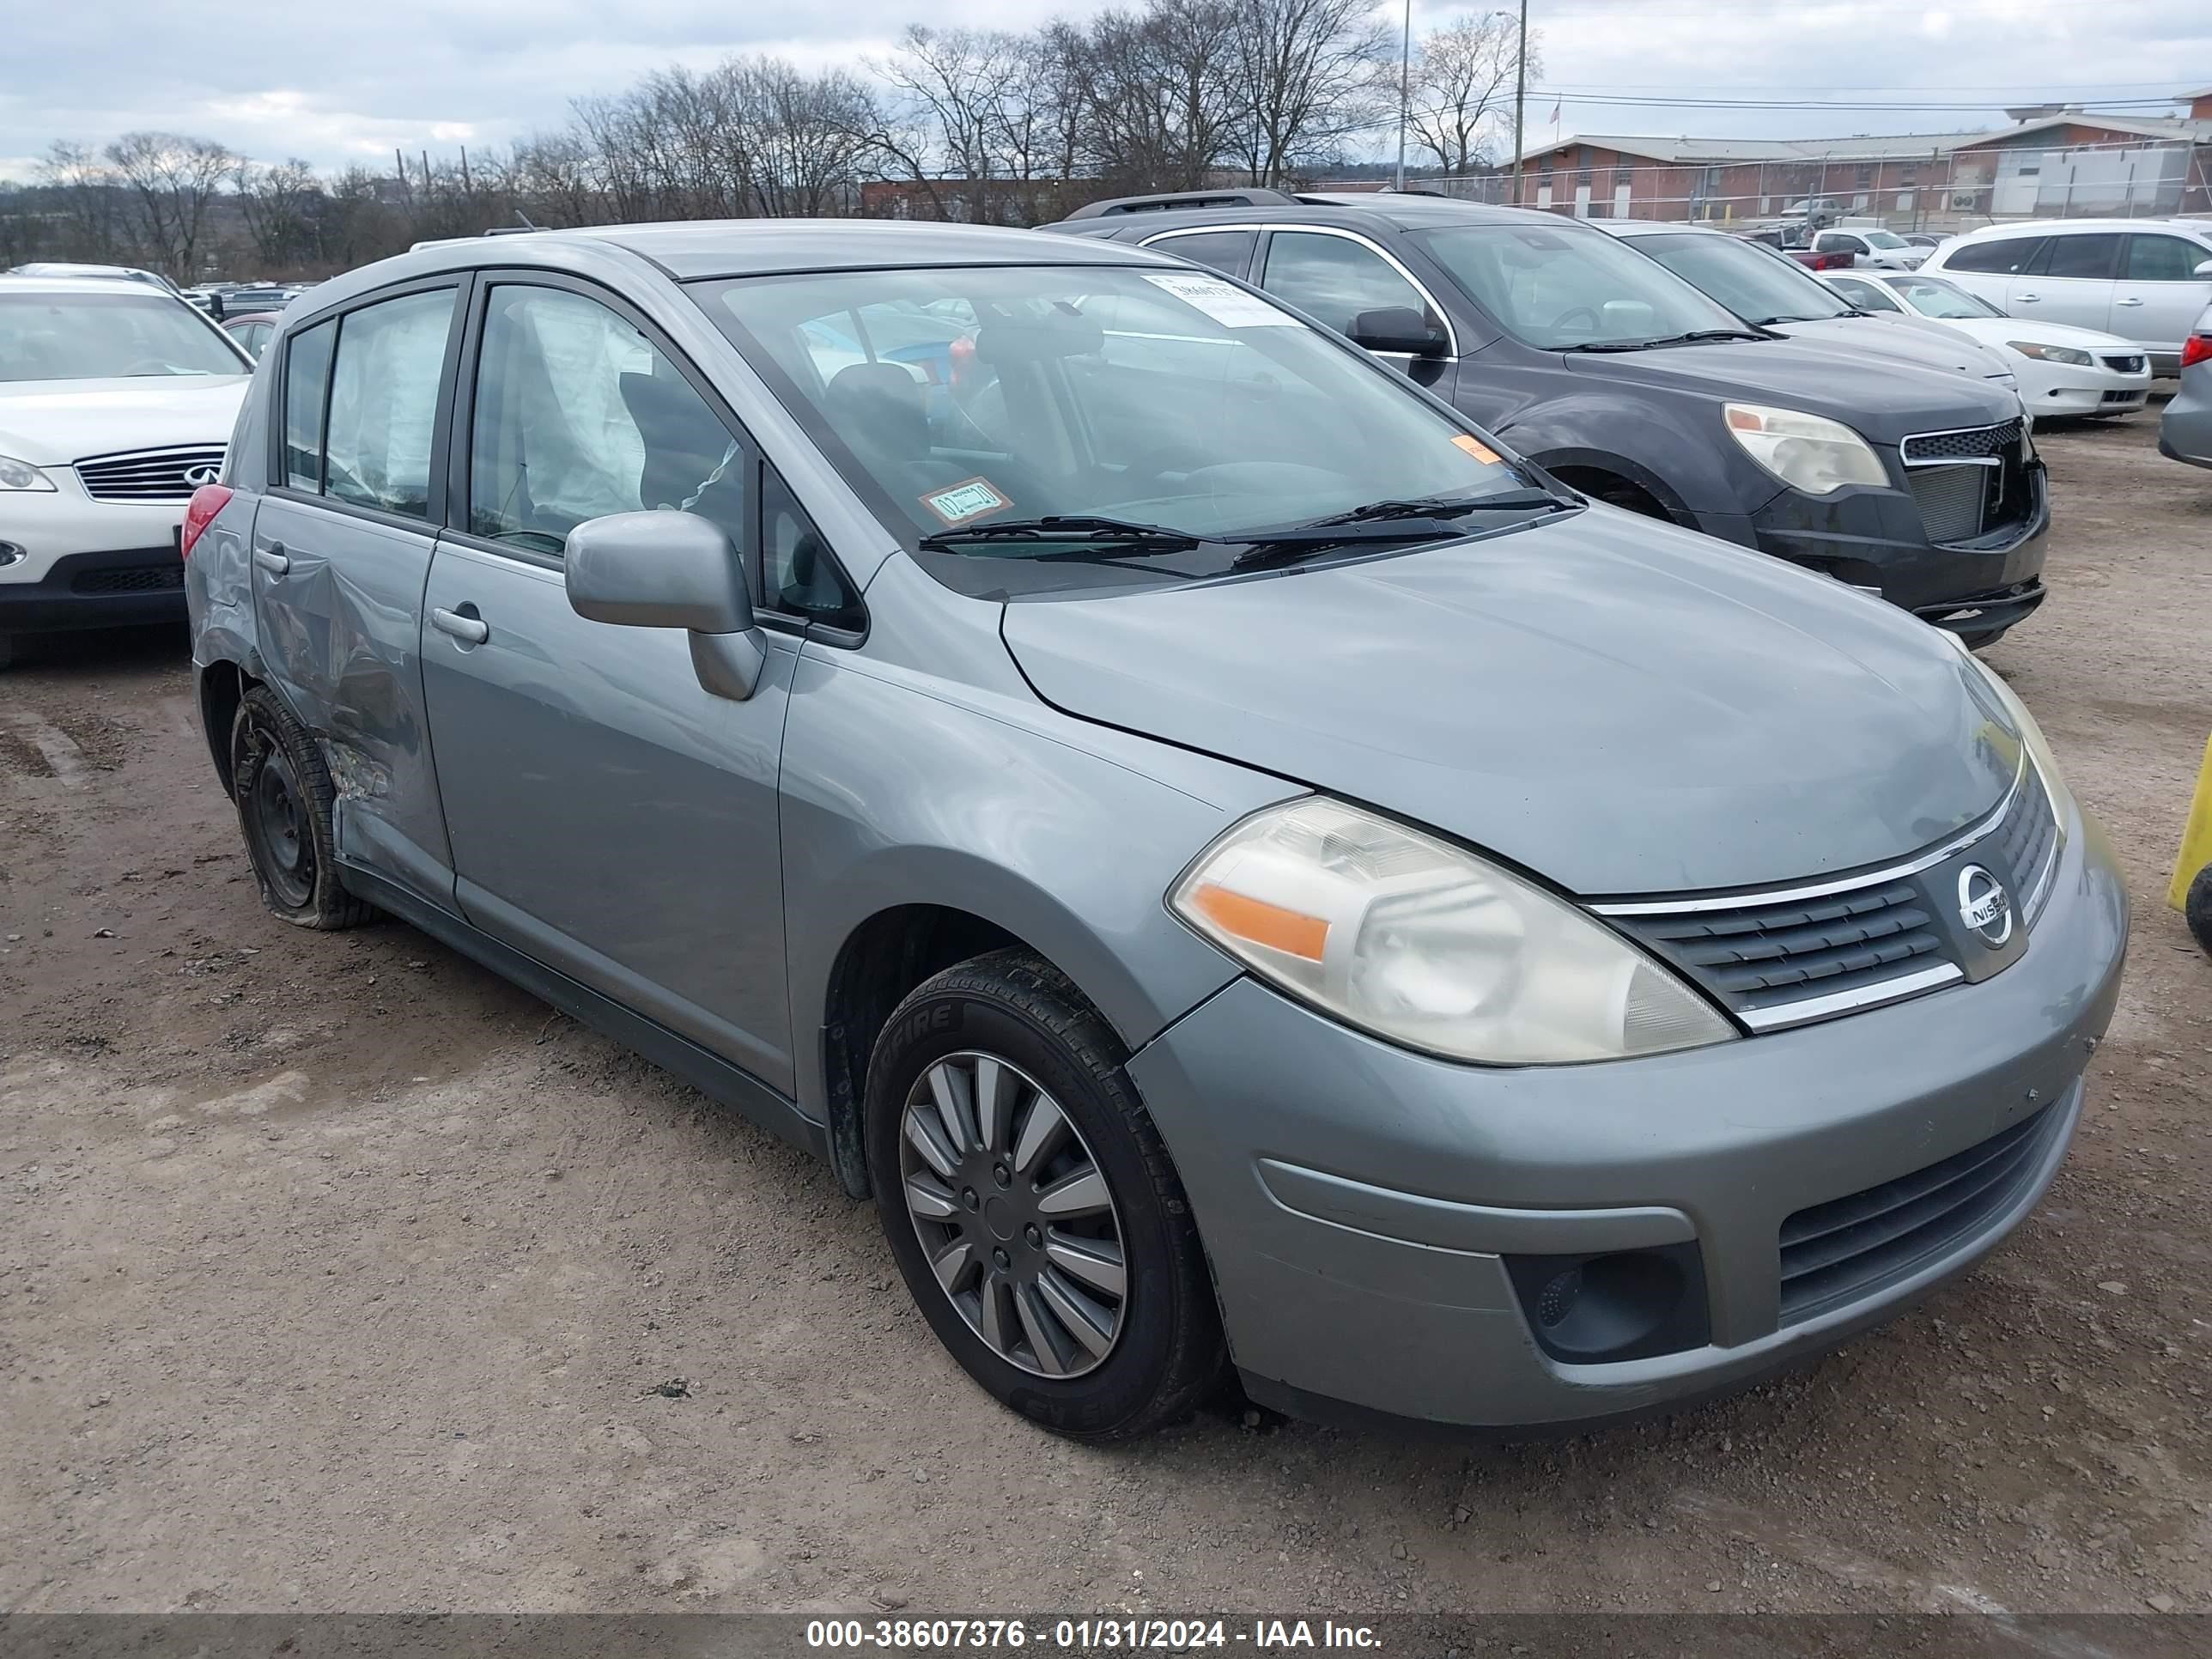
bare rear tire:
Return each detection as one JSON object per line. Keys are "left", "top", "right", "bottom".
{"left": 229, "top": 684, "right": 374, "bottom": 929}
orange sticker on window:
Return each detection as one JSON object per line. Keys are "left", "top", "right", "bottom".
{"left": 1451, "top": 434, "right": 1502, "bottom": 465}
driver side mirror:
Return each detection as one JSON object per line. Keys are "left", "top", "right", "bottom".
{"left": 564, "top": 510, "right": 767, "bottom": 702}
{"left": 2195, "top": 258, "right": 2212, "bottom": 279}
{"left": 1349, "top": 306, "right": 1447, "bottom": 357}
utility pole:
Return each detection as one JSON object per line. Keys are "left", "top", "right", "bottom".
{"left": 1395, "top": 0, "right": 1412, "bottom": 192}
{"left": 1510, "top": 0, "right": 1529, "bottom": 207}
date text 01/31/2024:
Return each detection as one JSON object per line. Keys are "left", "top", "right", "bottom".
{"left": 805, "top": 1618, "right": 1382, "bottom": 1650}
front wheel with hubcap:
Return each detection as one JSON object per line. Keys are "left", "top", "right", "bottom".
{"left": 866, "top": 949, "right": 1224, "bottom": 1440}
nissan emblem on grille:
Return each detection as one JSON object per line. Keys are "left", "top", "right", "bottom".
{"left": 1957, "top": 865, "right": 2013, "bottom": 948}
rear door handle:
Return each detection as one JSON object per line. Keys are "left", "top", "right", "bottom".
{"left": 252, "top": 544, "right": 289, "bottom": 575}
{"left": 430, "top": 606, "right": 489, "bottom": 644}
{"left": 2115, "top": 296, "right": 2145, "bottom": 307}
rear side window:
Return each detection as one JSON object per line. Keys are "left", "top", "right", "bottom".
{"left": 1262, "top": 231, "right": 1430, "bottom": 338}
{"left": 2029, "top": 234, "right": 2120, "bottom": 281}
{"left": 323, "top": 289, "right": 456, "bottom": 520}
{"left": 2123, "top": 234, "right": 2209, "bottom": 282}
{"left": 1146, "top": 229, "right": 1256, "bottom": 277}
{"left": 282, "top": 319, "right": 334, "bottom": 492}
{"left": 1943, "top": 236, "right": 2045, "bottom": 275}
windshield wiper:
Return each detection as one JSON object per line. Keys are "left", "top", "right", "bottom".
{"left": 917, "top": 514, "right": 1212, "bottom": 554}
{"left": 1561, "top": 328, "right": 1769, "bottom": 353}
{"left": 1301, "top": 489, "right": 1563, "bottom": 527}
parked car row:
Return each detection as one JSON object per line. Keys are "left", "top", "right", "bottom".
{"left": 153, "top": 214, "right": 2126, "bottom": 1442}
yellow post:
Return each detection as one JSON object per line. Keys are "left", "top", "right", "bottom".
{"left": 2168, "top": 732, "right": 2212, "bottom": 911}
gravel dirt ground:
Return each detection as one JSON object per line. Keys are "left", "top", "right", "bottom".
{"left": 1, "top": 410, "right": 2208, "bottom": 1623}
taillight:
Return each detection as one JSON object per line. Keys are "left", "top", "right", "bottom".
{"left": 2183, "top": 334, "right": 2212, "bottom": 372}
{"left": 180, "top": 483, "right": 231, "bottom": 560}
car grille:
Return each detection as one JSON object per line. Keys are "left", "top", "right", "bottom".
{"left": 1600, "top": 754, "right": 2060, "bottom": 1031}
{"left": 1778, "top": 1104, "right": 2057, "bottom": 1326}
{"left": 1900, "top": 418, "right": 2021, "bottom": 465}
{"left": 1620, "top": 881, "right": 1943, "bottom": 1009}
{"left": 1900, "top": 420, "right": 2031, "bottom": 546}
{"left": 2100, "top": 354, "right": 2145, "bottom": 375}
{"left": 74, "top": 446, "right": 226, "bottom": 503}
{"left": 70, "top": 563, "right": 184, "bottom": 594}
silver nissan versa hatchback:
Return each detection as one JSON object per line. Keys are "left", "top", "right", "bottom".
{"left": 183, "top": 222, "right": 2127, "bottom": 1441}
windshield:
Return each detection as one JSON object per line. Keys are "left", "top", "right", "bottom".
{"left": 1888, "top": 275, "right": 2005, "bottom": 319}
{"left": 0, "top": 290, "right": 244, "bottom": 381}
{"left": 1862, "top": 231, "right": 1908, "bottom": 250}
{"left": 1628, "top": 233, "right": 1853, "bottom": 325}
{"left": 1413, "top": 222, "right": 1749, "bottom": 349}
{"left": 701, "top": 263, "right": 1539, "bottom": 582}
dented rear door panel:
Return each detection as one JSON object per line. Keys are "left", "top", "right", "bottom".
{"left": 249, "top": 495, "right": 455, "bottom": 905}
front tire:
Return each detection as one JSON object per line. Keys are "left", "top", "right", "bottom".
{"left": 865, "top": 949, "right": 1224, "bottom": 1440}
{"left": 229, "top": 684, "right": 374, "bottom": 929}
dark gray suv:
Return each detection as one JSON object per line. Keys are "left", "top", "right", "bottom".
{"left": 1049, "top": 190, "right": 2050, "bottom": 645}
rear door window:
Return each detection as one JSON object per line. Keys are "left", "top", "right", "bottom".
{"left": 2028, "top": 234, "right": 2120, "bottom": 281}
{"left": 281, "top": 318, "right": 335, "bottom": 492}
{"left": 322, "top": 289, "right": 457, "bottom": 520}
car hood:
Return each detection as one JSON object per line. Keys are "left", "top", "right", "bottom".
{"left": 0, "top": 375, "right": 249, "bottom": 465}
{"left": 998, "top": 511, "right": 2016, "bottom": 896}
{"left": 1933, "top": 316, "right": 2142, "bottom": 356}
{"left": 1561, "top": 336, "right": 2018, "bottom": 445}
{"left": 1770, "top": 315, "right": 2012, "bottom": 380}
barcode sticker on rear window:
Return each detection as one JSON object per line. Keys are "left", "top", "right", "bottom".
{"left": 1139, "top": 271, "right": 1298, "bottom": 328}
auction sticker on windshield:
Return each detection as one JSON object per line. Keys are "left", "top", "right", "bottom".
{"left": 921, "top": 477, "right": 1014, "bottom": 526}
{"left": 1139, "top": 271, "right": 1298, "bottom": 328}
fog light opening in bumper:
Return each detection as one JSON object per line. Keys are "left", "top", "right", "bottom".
{"left": 1504, "top": 1243, "right": 1710, "bottom": 1364}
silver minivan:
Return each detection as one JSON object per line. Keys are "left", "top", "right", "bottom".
{"left": 184, "top": 222, "right": 2128, "bottom": 1440}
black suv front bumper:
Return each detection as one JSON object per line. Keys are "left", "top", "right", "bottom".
{"left": 1738, "top": 458, "right": 2050, "bottom": 640}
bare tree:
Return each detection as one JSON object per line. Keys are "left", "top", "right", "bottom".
{"left": 1407, "top": 11, "right": 1537, "bottom": 176}
{"left": 1229, "top": 0, "right": 1391, "bottom": 187}
{"left": 104, "top": 131, "right": 239, "bottom": 277}
{"left": 1074, "top": 1, "right": 1243, "bottom": 194}
{"left": 871, "top": 26, "right": 1028, "bottom": 222}
{"left": 33, "top": 142, "right": 123, "bottom": 262}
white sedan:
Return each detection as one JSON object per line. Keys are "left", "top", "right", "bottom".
{"left": 1821, "top": 270, "right": 2153, "bottom": 419}
{"left": 1, "top": 275, "right": 252, "bottom": 663}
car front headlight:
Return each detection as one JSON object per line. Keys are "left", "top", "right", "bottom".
{"left": 1948, "top": 635, "right": 2071, "bottom": 810}
{"left": 0, "top": 454, "right": 56, "bottom": 492}
{"left": 1170, "top": 797, "right": 1737, "bottom": 1065}
{"left": 2007, "top": 341, "right": 2094, "bottom": 368}
{"left": 1723, "top": 404, "right": 1889, "bottom": 495}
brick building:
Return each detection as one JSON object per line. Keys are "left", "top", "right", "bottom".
{"left": 1509, "top": 88, "right": 2212, "bottom": 228}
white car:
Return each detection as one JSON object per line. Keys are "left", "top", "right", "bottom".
{"left": 1920, "top": 218, "right": 2212, "bottom": 375}
{"left": 1809, "top": 227, "right": 1929, "bottom": 270}
{"left": 0, "top": 275, "right": 252, "bottom": 663}
{"left": 1822, "top": 270, "right": 2154, "bottom": 419}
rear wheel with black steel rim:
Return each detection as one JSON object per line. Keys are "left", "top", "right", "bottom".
{"left": 866, "top": 949, "right": 1224, "bottom": 1440}
{"left": 229, "top": 684, "right": 374, "bottom": 930}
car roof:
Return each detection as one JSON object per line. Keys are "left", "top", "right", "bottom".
{"left": 1043, "top": 194, "right": 1556, "bottom": 237}
{"left": 0, "top": 272, "right": 185, "bottom": 299}
{"left": 1589, "top": 219, "right": 1733, "bottom": 239}
{"left": 1949, "top": 217, "right": 2212, "bottom": 240}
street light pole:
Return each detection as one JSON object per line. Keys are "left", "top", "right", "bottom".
{"left": 1510, "top": 0, "right": 1529, "bottom": 207}
{"left": 1395, "top": 0, "right": 1413, "bottom": 192}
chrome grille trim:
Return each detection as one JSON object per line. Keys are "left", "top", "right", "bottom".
{"left": 1735, "top": 963, "right": 1964, "bottom": 1031}
{"left": 74, "top": 445, "right": 227, "bottom": 503}
{"left": 1590, "top": 755, "right": 2025, "bottom": 918}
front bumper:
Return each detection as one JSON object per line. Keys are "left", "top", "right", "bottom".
{"left": 0, "top": 544, "right": 187, "bottom": 632}
{"left": 1740, "top": 459, "right": 2049, "bottom": 622}
{"left": 1126, "top": 805, "right": 2127, "bottom": 1432}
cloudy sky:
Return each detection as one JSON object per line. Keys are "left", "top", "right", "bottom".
{"left": 3, "top": 0, "right": 2207, "bottom": 179}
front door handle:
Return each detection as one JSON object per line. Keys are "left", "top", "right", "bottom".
{"left": 2115, "top": 296, "right": 2145, "bottom": 307}
{"left": 430, "top": 605, "right": 489, "bottom": 645}
{"left": 252, "top": 544, "right": 289, "bottom": 575}
{"left": 2014, "top": 292, "right": 2040, "bottom": 302}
